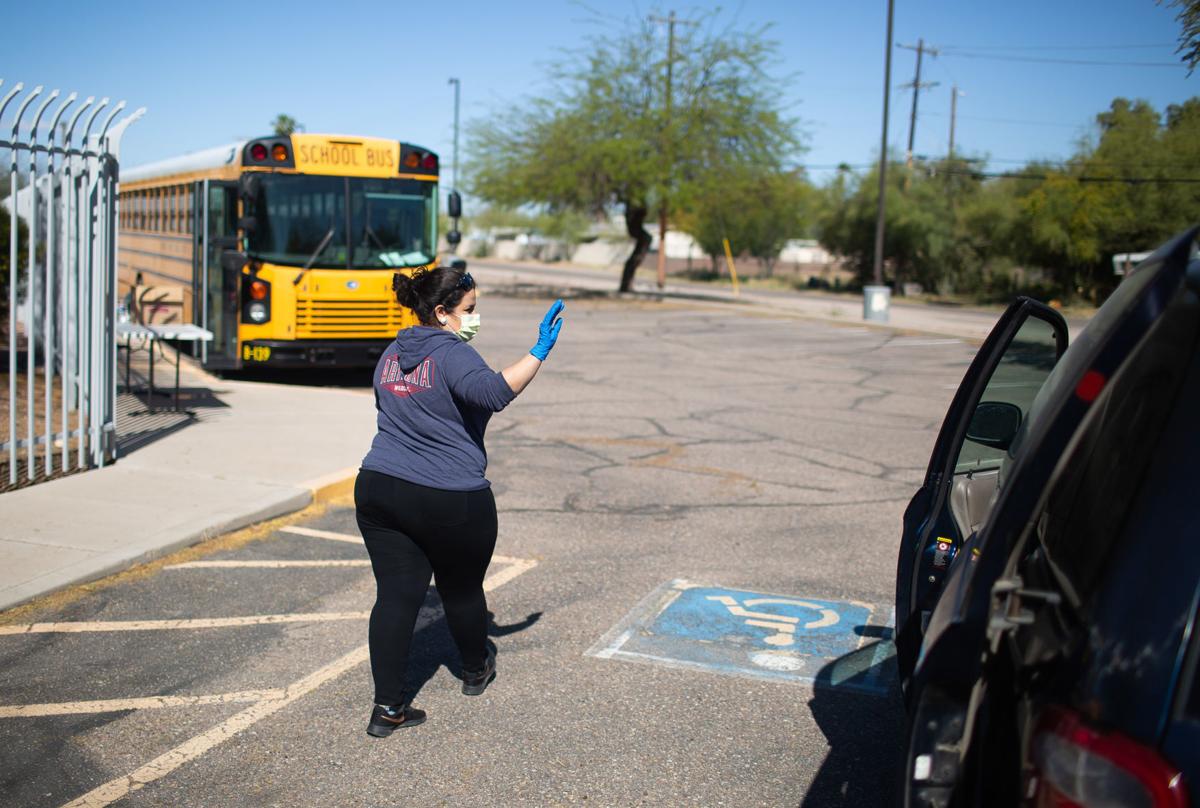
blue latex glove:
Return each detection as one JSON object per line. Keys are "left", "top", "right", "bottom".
{"left": 530, "top": 299, "right": 565, "bottom": 361}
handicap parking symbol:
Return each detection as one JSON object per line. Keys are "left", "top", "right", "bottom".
{"left": 587, "top": 580, "right": 895, "bottom": 693}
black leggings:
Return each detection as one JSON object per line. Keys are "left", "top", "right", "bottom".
{"left": 354, "top": 469, "right": 498, "bottom": 706}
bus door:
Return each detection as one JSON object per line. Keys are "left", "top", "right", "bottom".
{"left": 198, "top": 179, "right": 240, "bottom": 368}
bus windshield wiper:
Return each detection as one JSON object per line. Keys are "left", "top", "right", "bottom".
{"left": 292, "top": 226, "right": 336, "bottom": 286}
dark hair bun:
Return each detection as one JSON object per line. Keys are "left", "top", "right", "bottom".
{"left": 391, "top": 266, "right": 474, "bottom": 326}
{"left": 392, "top": 271, "right": 424, "bottom": 313}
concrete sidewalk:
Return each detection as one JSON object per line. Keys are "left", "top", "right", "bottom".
{"left": 0, "top": 360, "right": 376, "bottom": 612}
{"left": 0, "top": 270, "right": 1088, "bottom": 614}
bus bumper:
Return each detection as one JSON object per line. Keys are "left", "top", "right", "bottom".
{"left": 238, "top": 339, "right": 392, "bottom": 368}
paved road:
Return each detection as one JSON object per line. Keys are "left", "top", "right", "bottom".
{"left": 468, "top": 257, "right": 1092, "bottom": 342}
{"left": 0, "top": 293, "right": 980, "bottom": 807}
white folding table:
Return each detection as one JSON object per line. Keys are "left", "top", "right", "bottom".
{"left": 116, "top": 323, "right": 214, "bottom": 411}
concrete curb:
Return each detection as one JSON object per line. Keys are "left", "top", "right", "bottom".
{"left": 303, "top": 466, "right": 360, "bottom": 504}
{"left": 0, "top": 468, "right": 362, "bottom": 614}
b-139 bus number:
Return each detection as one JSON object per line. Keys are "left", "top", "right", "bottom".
{"left": 243, "top": 345, "right": 271, "bottom": 362}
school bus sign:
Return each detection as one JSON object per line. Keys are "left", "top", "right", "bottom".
{"left": 291, "top": 134, "right": 400, "bottom": 178}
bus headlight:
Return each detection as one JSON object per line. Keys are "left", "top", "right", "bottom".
{"left": 247, "top": 302, "right": 268, "bottom": 323}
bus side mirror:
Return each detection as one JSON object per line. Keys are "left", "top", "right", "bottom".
{"left": 446, "top": 230, "right": 461, "bottom": 246}
{"left": 221, "top": 251, "right": 248, "bottom": 273}
{"left": 238, "top": 173, "right": 262, "bottom": 201}
{"left": 447, "top": 190, "right": 462, "bottom": 219}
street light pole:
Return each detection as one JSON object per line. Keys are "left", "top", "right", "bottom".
{"left": 872, "top": 0, "right": 895, "bottom": 292}
{"left": 447, "top": 77, "right": 460, "bottom": 193}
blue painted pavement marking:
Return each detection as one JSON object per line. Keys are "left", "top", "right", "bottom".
{"left": 586, "top": 579, "right": 896, "bottom": 695}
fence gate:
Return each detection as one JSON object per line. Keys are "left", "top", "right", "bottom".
{"left": 1, "top": 80, "right": 144, "bottom": 489}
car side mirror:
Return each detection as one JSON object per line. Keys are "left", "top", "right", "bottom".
{"left": 446, "top": 229, "right": 462, "bottom": 246}
{"left": 447, "top": 190, "right": 462, "bottom": 219}
{"left": 966, "top": 401, "right": 1022, "bottom": 451}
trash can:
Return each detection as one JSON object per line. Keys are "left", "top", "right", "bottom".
{"left": 863, "top": 285, "right": 891, "bottom": 323}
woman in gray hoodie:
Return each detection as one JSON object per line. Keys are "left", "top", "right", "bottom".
{"left": 356, "top": 265, "right": 563, "bottom": 737}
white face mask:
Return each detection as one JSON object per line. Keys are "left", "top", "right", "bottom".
{"left": 454, "top": 313, "right": 481, "bottom": 342}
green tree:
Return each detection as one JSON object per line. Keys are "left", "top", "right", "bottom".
{"left": 818, "top": 157, "right": 963, "bottom": 293}
{"left": 1162, "top": 0, "right": 1200, "bottom": 73}
{"left": 467, "top": 10, "right": 801, "bottom": 291}
{"left": 1007, "top": 97, "right": 1200, "bottom": 300}
{"left": 271, "top": 114, "right": 302, "bottom": 136}
{"left": 690, "top": 169, "right": 815, "bottom": 275}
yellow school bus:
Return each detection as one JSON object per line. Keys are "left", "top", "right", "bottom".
{"left": 118, "top": 133, "right": 461, "bottom": 369}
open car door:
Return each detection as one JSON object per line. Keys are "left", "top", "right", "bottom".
{"left": 894, "top": 297, "right": 1068, "bottom": 688}
{"left": 900, "top": 226, "right": 1200, "bottom": 808}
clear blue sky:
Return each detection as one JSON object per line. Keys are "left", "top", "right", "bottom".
{"left": 5, "top": 0, "right": 1194, "bottom": 187}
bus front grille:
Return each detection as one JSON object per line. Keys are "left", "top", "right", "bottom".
{"left": 296, "top": 298, "right": 405, "bottom": 338}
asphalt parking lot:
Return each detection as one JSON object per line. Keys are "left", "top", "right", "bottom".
{"left": 0, "top": 294, "right": 979, "bottom": 806}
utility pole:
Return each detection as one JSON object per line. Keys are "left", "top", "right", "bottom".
{"left": 872, "top": 0, "right": 895, "bottom": 293}
{"left": 447, "top": 77, "right": 461, "bottom": 193}
{"left": 897, "top": 39, "right": 939, "bottom": 170}
{"left": 649, "top": 11, "right": 696, "bottom": 290}
{"left": 948, "top": 84, "right": 964, "bottom": 159}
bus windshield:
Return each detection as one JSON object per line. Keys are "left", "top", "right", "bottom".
{"left": 247, "top": 175, "right": 437, "bottom": 269}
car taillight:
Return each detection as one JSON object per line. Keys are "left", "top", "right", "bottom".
{"left": 1030, "top": 707, "right": 1188, "bottom": 808}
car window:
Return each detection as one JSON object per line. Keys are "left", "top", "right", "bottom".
{"left": 1032, "top": 289, "right": 1195, "bottom": 608}
{"left": 953, "top": 316, "right": 1058, "bottom": 474}
{"left": 994, "top": 245, "right": 1186, "bottom": 496}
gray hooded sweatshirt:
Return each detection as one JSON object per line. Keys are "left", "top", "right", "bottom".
{"left": 361, "top": 326, "right": 516, "bottom": 491}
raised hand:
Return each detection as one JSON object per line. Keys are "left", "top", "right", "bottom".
{"left": 530, "top": 299, "right": 565, "bottom": 361}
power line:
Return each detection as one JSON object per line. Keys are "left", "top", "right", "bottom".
{"left": 921, "top": 110, "right": 1082, "bottom": 129}
{"left": 939, "top": 41, "right": 1174, "bottom": 51}
{"left": 936, "top": 50, "right": 1181, "bottom": 67}
{"left": 938, "top": 167, "right": 1200, "bottom": 183}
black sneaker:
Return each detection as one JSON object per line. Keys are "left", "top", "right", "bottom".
{"left": 366, "top": 704, "right": 426, "bottom": 738}
{"left": 461, "top": 650, "right": 496, "bottom": 696}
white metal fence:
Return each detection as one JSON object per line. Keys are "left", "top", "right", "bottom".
{"left": 1, "top": 80, "right": 143, "bottom": 488}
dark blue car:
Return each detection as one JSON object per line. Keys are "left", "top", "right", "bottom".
{"left": 893, "top": 227, "right": 1200, "bottom": 807}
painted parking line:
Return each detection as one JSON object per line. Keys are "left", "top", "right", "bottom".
{"left": 166, "top": 560, "right": 372, "bottom": 569}
{"left": 587, "top": 579, "right": 895, "bottom": 695}
{"left": 880, "top": 338, "right": 961, "bottom": 348}
{"left": 278, "top": 525, "right": 362, "bottom": 544}
{"left": 0, "top": 612, "right": 371, "bottom": 635}
{"left": 0, "top": 690, "right": 287, "bottom": 718}
{"left": 56, "top": 554, "right": 538, "bottom": 808}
